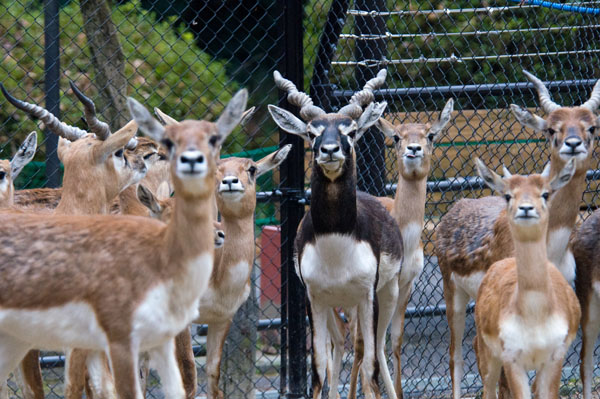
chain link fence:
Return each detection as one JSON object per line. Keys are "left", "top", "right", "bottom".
{"left": 1, "top": 0, "right": 600, "bottom": 397}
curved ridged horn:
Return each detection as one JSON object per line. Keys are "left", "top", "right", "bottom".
{"left": 125, "top": 137, "right": 138, "bottom": 150}
{"left": 273, "top": 70, "right": 325, "bottom": 121}
{"left": 522, "top": 70, "right": 561, "bottom": 113}
{"left": 581, "top": 79, "right": 600, "bottom": 111}
{"left": 154, "top": 107, "right": 179, "bottom": 126}
{"left": 339, "top": 69, "right": 387, "bottom": 119}
{"left": 69, "top": 81, "right": 111, "bottom": 140}
{"left": 1, "top": 83, "right": 87, "bottom": 142}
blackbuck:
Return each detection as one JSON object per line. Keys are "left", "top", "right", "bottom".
{"left": 351, "top": 99, "right": 451, "bottom": 399}
{"left": 473, "top": 159, "right": 580, "bottom": 398}
{"left": 0, "top": 131, "right": 37, "bottom": 207}
{"left": 0, "top": 88, "right": 248, "bottom": 399}
{"left": 435, "top": 70, "right": 599, "bottom": 399}
{"left": 2, "top": 82, "right": 143, "bottom": 215}
{"left": 138, "top": 145, "right": 291, "bottom": 399}
{"left": 572, "top": 209, "right": 600, "bottom": 398}
{"left": 268, "top": 69, "right": 404, "bottom": 399}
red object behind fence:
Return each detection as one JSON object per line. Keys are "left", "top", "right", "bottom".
{"left": 260, "top": 225, "right": 281, "bottom": 306}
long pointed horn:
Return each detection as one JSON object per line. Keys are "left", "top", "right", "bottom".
{"left": 273, "top": 70, "right": 325, "bottom": 121}
{"left": 522, "top": 70, "right": 561, "bottom": 113}
{"left": 582, "top": 79, "right": 600, "bottom": 111}
{"left": 339, "top": 69, "right": 387, "bottom": 119}
{"left": 1, "top": 83, "right": 87, "bottom": 141}
{"left": 69, "top": 81, "right": 111, "bottom": 140}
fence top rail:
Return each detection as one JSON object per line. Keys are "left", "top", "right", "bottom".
{"left": 346, "top": 5, "right": 539, "bottom": 17}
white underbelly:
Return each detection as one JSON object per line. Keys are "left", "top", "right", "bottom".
{"left": 0, "top": 302, "right": 108, "bottom": 351}
{"left": 300, "top": 234, "right": 378, "bottom": 307}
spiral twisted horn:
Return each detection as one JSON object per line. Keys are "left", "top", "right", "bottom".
{"left": 581, "top": 79, "right": 600, "bottom": 111}
{"left": 522, "top": 70, "right": 561, "bottom": 113}
{"left": 69, "top": 81, "right": 111, "bottom": 140}
{"left": 273, "top": 70, "right": 325, "bottom": 121}
{"left": 1, "top": 84, "right": 87, "bottom": 142}
{"left": 339, "top": 69, "right": 387, "bottom": 119}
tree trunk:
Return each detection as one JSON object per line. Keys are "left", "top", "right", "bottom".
{"left": 79, "top": 0, "right": 128, "bottom": 130}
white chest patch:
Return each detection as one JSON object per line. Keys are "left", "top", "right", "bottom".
{"left": 133, "top": 253, "right": 212, "bottom": 350}
{"left": 299, "top": 234, "right": 378, "bottom": 307}
{"left": 451, "top": 271, "right": 486, "bottom": 300}
{"left": 196, "top": 260, "right": 251, "bottom": 324}
{"left": 547, "top": 227, "right": 575, "bottom": 283}
{"left": 0, "top": 302, "right": 108, "bottom": 351}
{"left": 495, "top": 312, "right": 570, "bottom": 369}
{"left": 400, "top": 222, "right": 424, "bottom": 285}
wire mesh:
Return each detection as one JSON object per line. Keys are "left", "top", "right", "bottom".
{"left": 1, "top": 0, "right": 600, "bottom": 398}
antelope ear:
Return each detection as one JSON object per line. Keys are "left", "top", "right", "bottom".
{"left": 268, "top": 105, "right": 309, "bottom": 141}
{"left": 428, "top": 98, "right": 454, "bottom": 141}
{"left": 213, "top": 88, "right": 249, "bottom": 147}
{"left": 549, "top": 158, "right": 576, "bottom": 192}
{"left": 375, "top": 118, "right": 396, "bottom": 138}
{"left": 356, "top": 101, "right": 387, "bottom": 140}
{"left": 475, "top": 158, "right": 507, "bottom": 193}
{"left": 137, "top": 184, "right": 162, "bottom": 215}
{"left": 155, "top": 181, "right": 172, "bottom": 201}
{"left": 510, "top": 104, "right": 547, "bottom": 132}
{"left": 128, "top": 98, "right": 165, "bottom": 141}
{"left": 154, "top": 107, "right": 179, "bottom": 126}
{"left": 10, "top": 131, "right": 37, "bottom": 179}
{"left": 256, "top": 144, "right": 292, "bottom": 177}
{"left": 95, "top": 120, "right": 138, "bottom": 163}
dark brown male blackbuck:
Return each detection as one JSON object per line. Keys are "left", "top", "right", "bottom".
{"left": 435, "top": 70, "right": 599, "bottom": 399}
{"left": 0, "top": 88, "right": 248, "bottom": 399}
{"left": 268, "top": 69, "right": 404, "bottom": 399}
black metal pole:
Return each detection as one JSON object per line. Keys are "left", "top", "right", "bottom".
{"left": 354, "top": 0, "right": 387, "bottom": 195}
{"left": 310, "top": 0, "right": 351, "bottom": 111}
{"left": 280, "top": 1, "right": 307, "bottom": 398}
{"left": 44, "top": 0, "right": 61, "bottom": 188}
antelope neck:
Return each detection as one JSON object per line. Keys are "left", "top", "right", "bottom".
{"left": 547, "top": 162, "right": 587, "bottom": 233}
{"left": 211, "top": 214, "right": 255, "bottom": 285}
{"left": 393, "top": 173, "right": 427, "bottom": 231}
{"left": 310, "top": 159, "right": 357, "bottom": 235}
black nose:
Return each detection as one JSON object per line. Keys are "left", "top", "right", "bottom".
{"left": 565, "top": 137, "right": 582, "bottom": 149}
{"left": 180, "top": 153, "right": 204, "bottom": 164}
{"left": 222, "top": 177, "right": 239, "bottom": 186}
{"left": 407, "top": 144, "right": 421, "bottom": 153}
{"left": 321, "top": 144, "right": 340, "bottom": 155}
{"left": 519, "top": 204, "right": 534, "bottom": 213}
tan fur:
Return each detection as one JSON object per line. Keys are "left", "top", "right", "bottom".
{"left": 435, "top": 105, "right": 596, "bottom": 399}
{"left": 474, "top": 173, "right": 580, "bottom": 398}
{"left": 0, "top": 104, "right": 240, "bottom": 399}
{"left": 141, "top": 148, "right": 289, "bottom": 399}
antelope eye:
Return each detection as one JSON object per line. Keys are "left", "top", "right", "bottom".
{"left": 248, "top": 166, "right": 257, "bottom": 176}
{"left": 393, "top": 136, "right": 400, "bottom": 144}
{"left": 0, "top": 171, "right": 6, "bottom": 180}
{"left": 504, "top": 194, "right": 512, "bottom": 202}
{"left": 114, "top": 149, "right": 124, "bottom": 158}
{"left": 547, "top": 128, "right": 556, "bottom": 136}
{"left": 542, "top": 192, "right": 549, "bottom": 201}
{"left": 143, "top": 152, "right": 155, "bottom": 160}
{"left": 427, "top": 133, "right": 435, "bottom": 142}
{"left": 161, "top": 138, "right": 174, "bottom": 152}
{"left": 589, "top": 126, "right": 596, "bottom": 135}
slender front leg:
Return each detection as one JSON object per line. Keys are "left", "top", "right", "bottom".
{"left": 474, "top": 334, "right": 501, "bottom": 399}
{"left": 581, "top": 291, "right": 600, "bottom": 399}
{"left": 347, "top": 311, "right": 362, "bottom": 399}
{"left": 534, "top": 348, "right": 567, "bottom": 398}
{"left": 357, "top": 289, "right": 381, "bottom": 399}
{"left": 108, "top": 340, "right": 143, "bottom": 399}
{"left": 205, "top": 321, "right": 231, "bottom": 399}
{"left": 443, "top": 275, "right": 470, "bottom": 399}
{"left": 503, "top": 362, "right": 530, "bottom": 399}
{"left": 175, "top": 327, "right": 197, "bottom": 399}
{"left": 307, "top": 297, "right": 329, "bottom": 399}
{"left": 326, "top": 309, "right": 345, "bottom": 399}
{"left": 85, "top": 351, "right": 116, "bottom": 399}
{"left": 150, "top": 339, "right": 185, "bottom": 399}
{"left": 15, "top": 350, "right": 44, "bottom": 399}
{"left": 375, "top": 280, "right": 398, "bottom": 399}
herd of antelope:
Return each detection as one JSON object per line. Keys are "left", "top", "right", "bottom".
{"left": 0, "top": 66, "right": 599, "bottom": 399}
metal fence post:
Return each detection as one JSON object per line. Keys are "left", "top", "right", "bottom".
{"left": 44, "top": 0, "right": 60, "bottom": 188}
{"left": 354, "top": 0, "right": 387, "bottom": 195}
{"left": 280, "top": 1, "right": 307, "bottom": 398}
